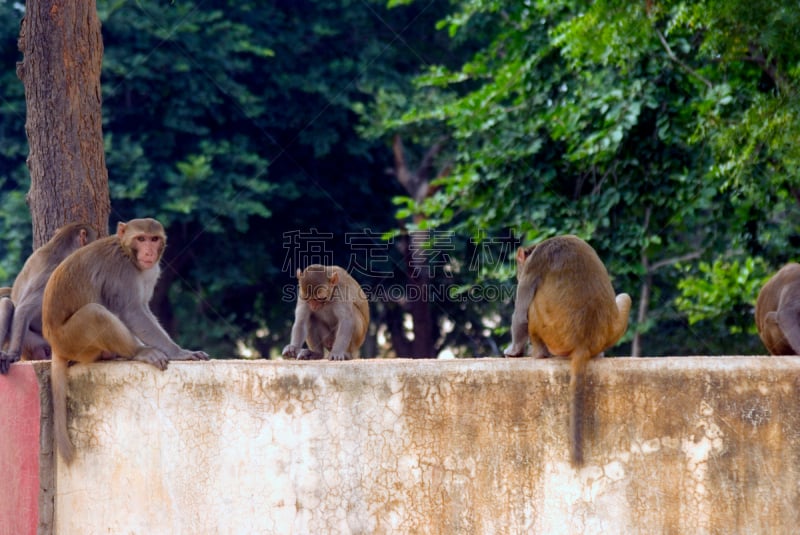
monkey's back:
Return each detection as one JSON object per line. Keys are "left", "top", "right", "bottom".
{"left": 526, "top": 236, "right": 621, "bottom": 357}
{"left": 11, "top": 222, "right": 88, "bottom": 303}
{"left": 330, "top": 266, "right": 370, "bottom": 351}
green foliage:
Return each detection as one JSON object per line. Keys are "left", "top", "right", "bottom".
{"left": 675, "top": 257, "right": 770, "bottom": 334}
{"left": 2, "top": 0, "right": 800, "bottom": 356}
{"left": 364, "top": 0, "right": 800, "bottom": 354}
{"left": 0, "top": 0, "right": 460, "bottom": 357}
{"left": 0, "top": 2, "right": 31, "bottom": 281}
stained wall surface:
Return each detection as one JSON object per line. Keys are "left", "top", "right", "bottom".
{"left": 0, "top": 363, "right": 50, "bottom": 535}
{"left": 3, "top": 357, "right": 800, "bottom": 534}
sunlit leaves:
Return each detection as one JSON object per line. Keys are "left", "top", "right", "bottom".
{"left": 675, "top": 257, "right": 770, "bottom": 334}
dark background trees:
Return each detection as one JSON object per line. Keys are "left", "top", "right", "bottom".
{"left": 1, "top": 0, "right": 798, "bottom": 357}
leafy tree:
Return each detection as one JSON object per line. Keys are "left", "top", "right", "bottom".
{"left": 0, "top": 0, "right": 462, "bottom": 358}
{"left": 369, "top": 0, "right": 800, "bottom": 355}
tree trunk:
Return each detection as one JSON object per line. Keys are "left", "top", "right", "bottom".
{"left": 389, "top": 135, "right": 447, "bottom": 358}
{"left": 17, "top": 0, "right": 110, "bottom": 246}
{"left": 405, "top": 230, "right": 435, "bottom": 357}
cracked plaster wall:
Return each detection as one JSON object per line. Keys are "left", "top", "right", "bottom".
{"left": 29, "top": 357, "right": 800, "bottom": 533}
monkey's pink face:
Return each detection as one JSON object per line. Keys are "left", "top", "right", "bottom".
{"left": 133, "top": 234, "right": 163, "bottom": 270}
{"left": 301, "top": 284, "right": 331, "bottom": 311}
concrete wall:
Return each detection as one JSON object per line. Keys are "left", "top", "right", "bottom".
{"left": 2, "top": 357, "right": 800, "bottom": 534}
{"left": 0, "top": 364, "right": 52, "bottom": 535}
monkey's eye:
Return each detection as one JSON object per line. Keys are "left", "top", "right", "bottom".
{"left": 301, "top": 287, "right": 328, "bottom": 301}
{"left": 312, "top": 288, "right": 329, "bottom": 301}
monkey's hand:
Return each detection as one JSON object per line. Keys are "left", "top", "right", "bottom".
{"left": 281, "top": 344, "right": 301, "bottom": 359}
{"left": 0, "top": 351, "right": 20, "bottom": 374}
{"left": 170, "top": 348, "right": 210, "bottom": 361}
{"left": 297, "top": 348, "right": 324, "bottom": 360}
{"left": 132, "top": 347, "right": 170, "bottom": 370}
{"left": 328, "top": 351, "right": 352, "bottom": 361}
{"left": 0, "top": 355, "right": 13, "bottom": 374}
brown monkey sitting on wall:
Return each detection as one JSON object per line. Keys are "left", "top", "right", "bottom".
{"left": 756, "top": 262, "right": 800, "bottom": 355}
{"left": 43, "top": 218, "right": 209, "bottom": 463}
{"left": 0, "top": 222, "right": 97, "bottom": 374}
{"left": 503, "top": 235, "right": 631, "bottom": 467}
{"left": 282, "top": 264, "right": 369, "bottom": 361}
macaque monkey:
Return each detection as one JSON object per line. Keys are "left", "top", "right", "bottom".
{"left": 755, "top": 262, "right": 800, "bottom": 355}
{"left": 281, "top": 264, "right": 369, "bottom": 361}
{"left": 503, "top": 235, "right": 631, "bottom": 466}
{"left": 43, "top": 218, "right": 209, "bottom": 463}
{"left": 0, "top": 222, "right": 97, "bottom": 374}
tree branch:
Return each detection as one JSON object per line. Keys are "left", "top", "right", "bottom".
{"left": 655, "top": 28, "right": 712, "bottom": 90}
{"left": 648, "top": 250, "right": 703, "bottom": 273}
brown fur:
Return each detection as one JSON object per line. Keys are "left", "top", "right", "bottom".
{"left": 282, "top": 264, "right": 370, "bottom": 361}
{"left": 504, "top": 235, "right": 631, "bottom": 466}
{"left": 756, "top": 262, "right": 800, "bottom": 355}
{"left": 43, "top": 218, "right": 208, "bottom": 464}
{"left": 0, "top": 222, "right": 97, "bottom": 374}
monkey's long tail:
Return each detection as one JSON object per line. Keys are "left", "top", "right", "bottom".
{"left": 569, "top": 350, "right": 591, "bottom": 467}
{"left": 51, "top": 356, "right": 75, "bottom": 464}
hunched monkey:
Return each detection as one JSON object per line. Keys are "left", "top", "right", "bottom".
{"left": 43, "top": 218, "right": 209, "bottom": 463}
{"left": 503, "top": 235, "right": 631, "bottom": 466}
{"left": 282, "top": 264, "right": 369, "bottom": 361}
{"left": 0, "top": 222, "right": 97, "bottom": 374}
{"left": 756, "top": 262, "right": 800, "bottom": 355}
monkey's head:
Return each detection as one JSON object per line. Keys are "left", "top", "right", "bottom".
{"left": 515, "top": 245, "right": 536, "bottom": 274}
{"left": 297, "top": 265, "right": 339, "bottom": 312}
{"left": 53, "top": 222, "right": 99, "bottom": 249}
{"left": 117, "top": 218, "right": 166, "bottom": 271}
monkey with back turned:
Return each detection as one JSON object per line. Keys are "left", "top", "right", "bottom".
{"left": 504, "top": 235, "right": 631, "bottom": 466}
{"left": 756, "top": 262, "right": 800, "bottom": 355}
{"left": 0, "top": 222, "right": 97, "bottom": 374}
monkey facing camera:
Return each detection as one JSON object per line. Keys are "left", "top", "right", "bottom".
{"left": 504, "top": 234, "right": 631, "bottom": 466}
{"left": 0, "top": 222, "right": 98, "bottom": 374}
{"left": 756, "top": 262, "right": 800, "bottom": 355}
{"left": 282, "top": 264, "right": 370, "bottom": 361}
{"left": 43, "top": 218, "right": 209, "bottom": 464}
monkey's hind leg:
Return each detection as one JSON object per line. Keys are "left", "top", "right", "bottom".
{"left": 60, "top": 303, "right": 168, "bottom": 370}
{"left": 780, "top": 298, "right": 800, "bottom": 355}
{"left": 528, "top": 333, "right": 551, "bottom": 359}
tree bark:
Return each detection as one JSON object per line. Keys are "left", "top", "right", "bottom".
{"left": 17, "top": 0, "right": 110, "bottom": 246}
{"left": 390, "top": 135, "right": 448, "bottom": 358}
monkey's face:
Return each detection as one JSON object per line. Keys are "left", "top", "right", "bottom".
{"left": 298, "top": 269, "right": 338, "bottom": 311}
{"left": 300, "top": 280, "right": 332, "bottom": 311}
{"left": 117, "top": 219, "right": 167, "bottom": 271}
{"left": 131, "top": 234, "right": 164, "bottom": 271}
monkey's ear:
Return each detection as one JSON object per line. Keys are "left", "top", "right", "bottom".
{"left": 78, "top": 229, "right": 88, "bottom": 247}
{"left": 516, "top": 247, "right": 528, "bottom": 264}
{"left": 329, "top": 272, "right": 340, "bottom": 286}
{"left": 296, "top": 268, "right": 303, "bottom": 280}
{"left": 116, "top": 222, "right": 127, "bottom": 238}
